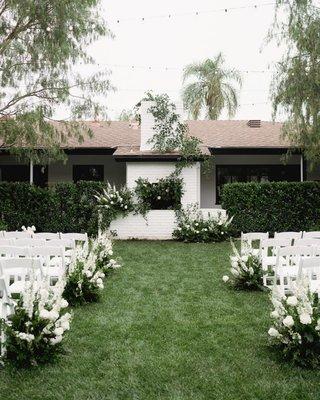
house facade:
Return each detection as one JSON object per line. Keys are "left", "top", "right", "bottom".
{"left": 0, "top": 102, "right": 315, "bottom": 209}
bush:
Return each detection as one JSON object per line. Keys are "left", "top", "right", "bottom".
{"left": 268, "top": 277, "right": 320, "bottom": 368}
{"left": 173, "top": 204, "right": 233, "bottom": 243}
{"left": 221, "top": 181, "right": 320, "bottom": 233}
{"left": 135, "top": 174, "right": 184, "bottom": 212}
{"left": 0, "top": 181, "right": 106, "bottom": 236}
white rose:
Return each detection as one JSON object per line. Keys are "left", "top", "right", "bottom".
{"left": 85, "top": 270, "right": 92, "bottom": 278}
{"left": 231, "top": 268, "right": 239, "bottom": 277}
{"left": 54, "top": 327, "right": 64, "bottom": 336}
{"left": 222, "top": 275, "right": 229, "bottom": 283}
{"left": 283, "top": 315, "right": 294, "bottom": 328}
{"left": 270, "top": 310, "right": 279, "bottom": 318}
{"left": 231, "top": 261, "right": 238, "bottom": 269}
{"left": 61, "top": 299, "right": 69, "bottom": 309}
{"left": 39, "top": 309, "right": 51, "bottom": 320}
{"left": 50, "top": 335, "right": 63, "bottom": 345}
{"left": 61, "top": 320, "right": 70, "bottom": 331}
{"left": 286, "top": 296, "right": 298, "bottom": 307}
{"left": 300, "top": 312, "right": 312, "bottom": 325}
{"left": 268, "top": 327, "right": 280, "bottom": 337}
{"left": 108, "top": 250, "right": 113, "bottom": 256}
{"left": 96, "top": 278, "right": 103, "bottom": 285}
{"left": 241, "top": 255, "right": 248, "bottom": 262}
{"left": 124, "top": 205, "right": 128, "bottom": 209}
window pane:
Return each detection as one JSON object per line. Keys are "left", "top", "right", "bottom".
{"left": 73, "top": 165, "right": 104, "bottom": 182}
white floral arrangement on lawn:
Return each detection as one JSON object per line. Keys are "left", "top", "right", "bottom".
{"left": 91, "top": 232, "right": 122, "bottom": 273}
{"left": 173, "top": 203, "right": 233, "bottom": 243}
{"left": 268, "top": 276, "right": 320, "bottom": 368}
{"left": 63, "top": 244, "right": 105, "bottom": 306}
{"left": 222, "top": 240, "right": 264, "bottom": 290}
{"left": 1, "top": 278, "right": 71, "bottom": 368}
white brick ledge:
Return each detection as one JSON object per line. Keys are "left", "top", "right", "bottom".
{"left": 108, "top": 209, "right": 226, "bottom": 240}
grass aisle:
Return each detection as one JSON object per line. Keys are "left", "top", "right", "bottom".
{"left": 1, "top": 241, "right": 320, "bottom": 399}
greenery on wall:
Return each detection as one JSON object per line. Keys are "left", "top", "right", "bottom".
{"left": 135, "top": 174, "right": 184, "bottom": 213}
{"left": 221, "top": 181, "right": 320, "bottom": 233}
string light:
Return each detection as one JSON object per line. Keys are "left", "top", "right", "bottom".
{"left": 110, "top": 2, "right": 276, "bottom": 24}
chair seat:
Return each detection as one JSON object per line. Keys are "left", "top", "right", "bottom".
{"left": 276, "top": 265, "right": 299, "bottom": 277}
{"left": 9, "top": 280, "right": 39, "bottom": 295}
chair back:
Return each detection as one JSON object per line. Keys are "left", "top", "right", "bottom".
{"left": 15, "top": 238, "right": 46, "bottom": 247}
{"left": 33, "top": 232, "right": 60, "bottom": 240}
{"left": 29, "top": 246, "right": 65, "bottom": 268}
{"left": 295, "top": 238, "right": 320, "bottom": 247}
{"left": 60, "top": 233, "right": 88, "bottom": 245}
{"left": 303, "top": 231, "right": 320, "bottom": 239}
{"left": 4, "top": 231, "right": 32, "bottom": 239}
{"left": 0, "top": 258, "right": 43, "bottom": 287}
{"left": 276, "top": 246, "right": 312, "bottom": 268}
{"left": 0, "top": 231, "right": 4, "bottom": 238}
{"left": 0, "top": 239, "right": 14, "bottom": 246}
{"left": 274, "top": 232, "right": 302, "bottom": 244}
{"left": 298, "top": 257, "right": 320, "bottom": 291}
{"left": 0, "top": 246, "right": 30, "bottom": 258}
{"left": 47, "top": 238, "right": 75, "bottom": 250}
{"left": 260, "top": 238, "right": 292, "bottom": 258}
{"left": 241, "top": 232, "right": 268, "bottom": 254}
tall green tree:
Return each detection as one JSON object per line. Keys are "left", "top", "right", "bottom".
{"left": 182, "top": 54, "right": 242, "bottom": 120}
{"left": 270, "top": 0, "right": 320, "bottom": 165}
{"left": 0, "top": 0, "right": 113, "bottom": 162}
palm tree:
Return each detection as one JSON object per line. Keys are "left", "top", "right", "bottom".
{"left": 182, "top": 53, "right": 242, "bottom": 120}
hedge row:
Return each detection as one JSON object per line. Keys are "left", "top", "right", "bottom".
{"left": 221, "top": 181, "right": 320, "bottom": 233}
{"left": 0, "top": 181, "right": 106, "bottom": 236}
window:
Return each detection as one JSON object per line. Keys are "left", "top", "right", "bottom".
{"left": 73, "top": 165, "right": 104, "bottom": 182}
{"left": 0, "top": 165, "right": 48, "bottom": 187}
{"left": 216, "top": 164, "right": 301, "bottom": 204}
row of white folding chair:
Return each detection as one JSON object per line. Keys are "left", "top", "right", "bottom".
{"left": 0, "top": 276, "right": 13, "bottom": 320}
{"left": 303, "top": 231, "right": 320, "bottom": 239}
{"left": 0, "top": 231, "right": 88, "bottom": 242}
{"left": 0, "top": 245, "right": 65, "bottom": 263}
{"left": 0, "top": 237, "right": 75, "bottom": 250}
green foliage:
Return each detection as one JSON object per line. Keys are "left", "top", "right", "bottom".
{"left": 0, "top": 181, "right": 106, "bottom": 235}
{"left": 95, "top": 183, "right": 135, "bottom": 230}
{"left": 221, "top": 181, "right": 320, "bottom": 233}
{"left": 182, "top": 53, "right": 242, "bottom": 120}
{"left": 0, "top": 0, "right": 112, "bottom": 163}
{"left": 173, "top": 204, "right": 233, "bottom": 243}
{"left": 135, "top": 174, "right": 184, "bottom": 213}
{"left": 270, "top": 1, "right": 320, "bottom": 165}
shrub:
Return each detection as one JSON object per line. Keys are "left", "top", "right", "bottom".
{"left": 91, "top": 232, "right": 121, "bottom": 273}
{"left": 135, "top": 174, "right": 184, "bottom": 212}
{"left": 223, "top": 240, "right": 264, "bottom": 290}
{"left": 95, "top": 183, "right": 134, "bottom": 229}
{"left": 221, "top": 181, "right": 320, "bottom": 233}
{"left": 268, "top": 277, "right": 320, "bottom": 368}
{"left": 1, "top": 279, "right": 71, "bottom": 368}
{"left": 173, "top": 204, "right": 233, "bottom": 243}
{"left": 0, "top": 181, "right": 106, "bottom": 236}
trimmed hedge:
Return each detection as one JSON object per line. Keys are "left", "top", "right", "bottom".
{"left": 0, "top": 181, "right": 106, "bottom": 236}
{"left": 221, "top": 181, "right": 320, "bottom": 233}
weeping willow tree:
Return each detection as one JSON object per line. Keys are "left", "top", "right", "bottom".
{"left": 0, "top": 0, "right": 113, "bottom": 163}
{"left": 270, "top": 0, "right": 320, "bottom": 165}
{"left": 181, "top": 53, "right": 242, "bottom": 120}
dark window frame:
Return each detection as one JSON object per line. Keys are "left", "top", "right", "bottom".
{"left": 73, "top": 164, "right": 104, "bottom": 183}
{"left": 215, "top": 164, "right": 301, "bottom": 204}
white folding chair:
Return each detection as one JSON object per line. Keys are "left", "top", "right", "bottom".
{"left": 0, "top": 258, "right": 43, "bottom": 296}
{"left": 60, "top": 233, "right": 88, "bottom": 250}
{"left": 298, "top": 257, "right": 320, "bottom": 294}
{"left": 0, "top": 246, "right": 30, "bottom": 258}
{"left": 274, "top": 232, "right": 302, "bottom": 244}
{"left": 29, "top": 246, "right": 66, "bottom": 284}
{"left": 0, "top": 276, "right": 12, "bottom": 320}
{"left": 260, "top": 238, "right": 292, "bottom": 271}
{"left": 47, "top": 239, "right": 76, "bottom": 257}
{"left": 33, "top": 232, "right": 60, "bottom": 240}
{"left": 0, "top": 231, "right": 4, "bottom": 238}
{"left": 0, "top": 239, "right": 14, "bottom": 246}
{"left": 303, "top": 231, "right": 320, "bottom": 239}
{"left": 241, "top": 232, "right": 268, "bottom": 256}
{"left": 4, "top": 231, "right": 32, "bottom": 239}
{"left": 295, "top": 238, "right": 320, "bottom": 247}
{"left": 15, "top": 238, "right": 46, "bottom": 247}
{"left": 269, "top": 246, "right": 313, "bottom": 290}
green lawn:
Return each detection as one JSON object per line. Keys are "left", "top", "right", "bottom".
{"left": 1, "top": 241, "right": 320, "bottom": 399}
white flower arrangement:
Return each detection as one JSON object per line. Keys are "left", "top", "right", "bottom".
{"left": 268, "top": 276, "right": 320, "bottom": 368}
{"left": 90, "top": 232, "right": 122, "bottom": 272}
{"left": 223, "top": 240, "right": 264, "bottom": 290}
{"left": 21, "top": 225, "right": 36, "bottom": 234}
{"left": 1, "top": 278, "right": 71, "bottom": 367}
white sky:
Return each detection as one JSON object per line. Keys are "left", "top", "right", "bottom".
{"left": 80, "top": 0, "right": 287, "bottom": 121}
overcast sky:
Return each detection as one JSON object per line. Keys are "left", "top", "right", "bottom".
{"left": 81, "top": 0, "right": 287, "bottom": 122}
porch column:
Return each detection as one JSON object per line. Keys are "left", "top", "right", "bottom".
{"left": 300, "top": 154, "right": 304, "bottom": 182}
{"left": 29, "top": 159, "right": 34, "bottom": 184}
